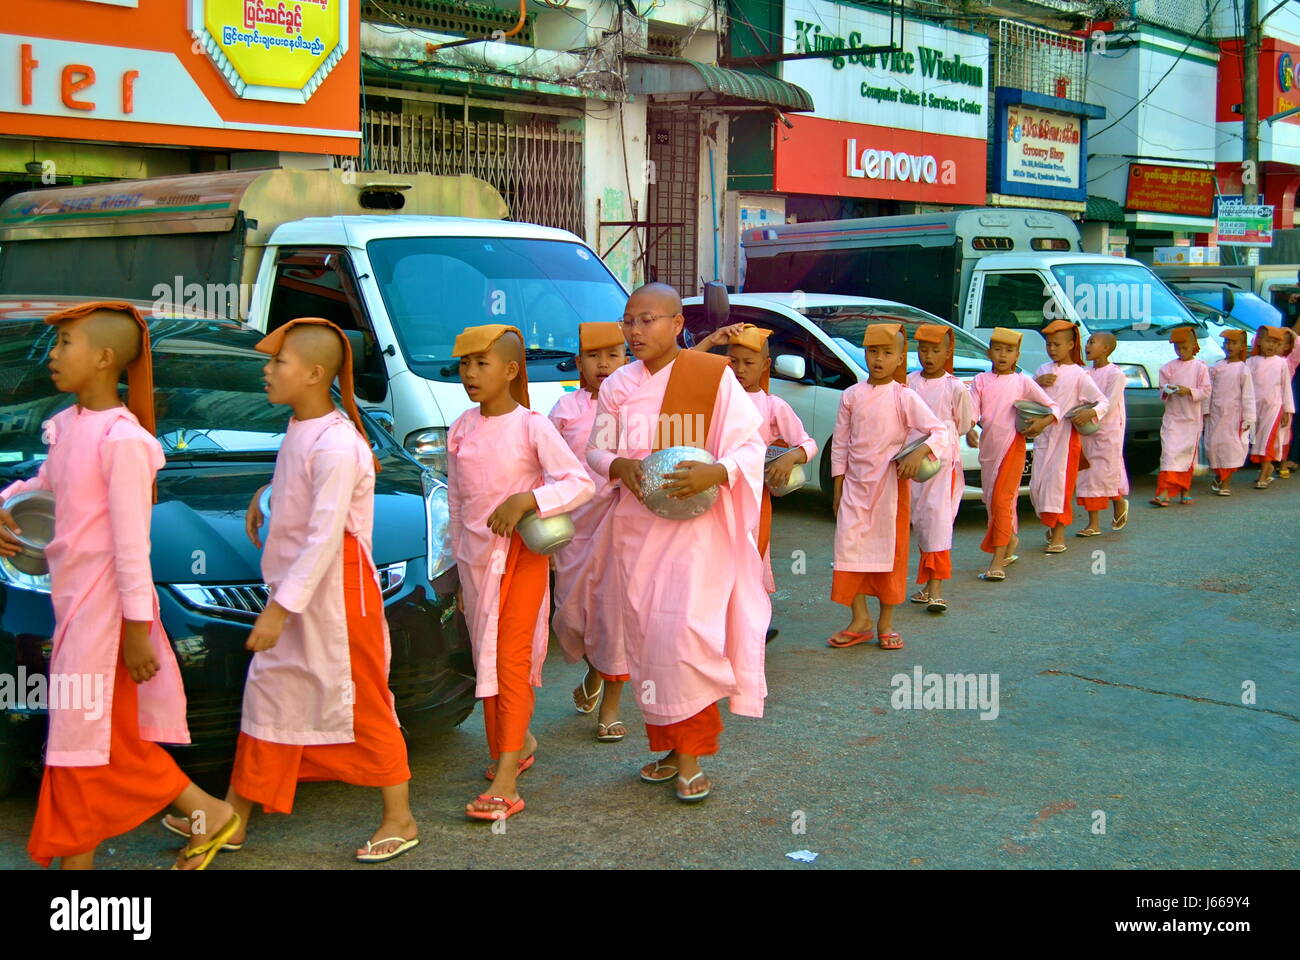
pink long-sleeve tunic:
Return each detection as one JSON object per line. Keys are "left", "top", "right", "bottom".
{"left": 1076, "top": 364, "right": 1129, "bottom": 499}
{"left": 905, "top": 372, "right": 973, "bottom": 553}
{"left": 1246, "top": 354, "right": 1295, "bottom": 456}
{"left": 1030, "top": 363, "right": 1108, "bottom": 516}
{"left": 1206, "top": 360, "right": 1256, "bottom": 468}
{"left": 970, "top": 372, "right": 1058, "bottom": 529}
{"left": 1157, "top": 358, "right": 1212, "bottom": 472}
{"left": 750, "top": 388, "right": 817, "bottom": 591}
{"left": 1, "top": 405, "right": 189, "bottom": 766}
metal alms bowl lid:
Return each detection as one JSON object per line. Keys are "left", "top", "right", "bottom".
{"left": 641, "top": 446, "right": 720, "bottom": 521}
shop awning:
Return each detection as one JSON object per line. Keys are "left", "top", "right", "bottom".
{"left": 624, "top": 55, "right": 814, "bottom": 112}
{"left": 1085, "top": 195, "right": 1126, "bottom": 223}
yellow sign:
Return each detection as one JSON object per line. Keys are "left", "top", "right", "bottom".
{"left": 189, "top": 0, "right": 347, "bottom": 103}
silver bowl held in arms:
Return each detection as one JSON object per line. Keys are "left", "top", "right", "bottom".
{"left": 516, "top": 509, "right": 576, "bottom": 555}
{"left": 764, "top": 444, "right": 807, "bottom": 497}
{"left": 641, "top": 446, "right": 720, "bottom": 521}
{"left": 3, "top": 489, "right": 56, "bottom": 576}
{"left": 1013, "top": 399, "right": 1053, "bottom": 434}
{"left": 1065, "top": 401, "right": 1100, "bottom": 435}
{"left": 893, "top": 436, "right": 943, "bottom": 483}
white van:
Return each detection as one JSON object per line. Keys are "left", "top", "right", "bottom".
{"left": 0, "top": 169, "right": 631, "bottom": 474}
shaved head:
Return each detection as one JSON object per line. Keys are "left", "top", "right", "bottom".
{"left": 79, "top": 308, "right": 143, "bottom": 371}
{"left": 627, "top": 282, "right": 682, "bottom": 315}
{"left": 283, "top": 324, "right": 344, "bottom": 379}
{"left": 492, "top": 329, "right": 524, "bottom": 365}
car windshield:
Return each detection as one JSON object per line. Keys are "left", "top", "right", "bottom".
{"left": 1181, "top": 290, "right": 1281, "bottom": 330}
{"left": 366, "top": 236, "right": 629, "bottom": 382}
{"left": 0, "top": 316, "right": 393, "bottom": 477}
{"left": 1178, "top": 296, "right": 1254, "bottom": 332}
{"left": 802, "top": 305, "right": 996, "bottom": 376}
{"left": 1049, "top": 263, "right": 1198, "bottom": 338}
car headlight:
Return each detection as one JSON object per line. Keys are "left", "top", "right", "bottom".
{"left": 420, "top": 469, "right": 456, "bottom": 582}
{"left": 1116, "top": 363, "right": 1151, "bottom": 389}
{"left": 405, "top": 427, "right": 448, "bottom": 473}
{"left": 0, "top": 554, "right": 51, "bottom": 593}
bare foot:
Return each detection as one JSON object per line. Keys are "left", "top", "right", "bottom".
{"left": 572, "top": 671, "right": 602, "bottom": 712}
{"left": 357, "top": 817, "right": 418, "bottom": 858}
{"left": 174, "top": 799, "right": 237, "bottom": 870}
{"left": 486, "top": 731, "right": 538, "bottom": 780}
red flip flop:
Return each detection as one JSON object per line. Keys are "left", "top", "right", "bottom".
{"left": 878, "top": 632, "right": 904, "bottom": 650}
{"left": 827, "top": 630, "right": 874, "bottom": 648}
{"left": 466, "top": 794, "right": 525, "bottom": 821}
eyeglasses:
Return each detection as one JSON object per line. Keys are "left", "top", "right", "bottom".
{"left": 618, "top": 312, "right": 679, "bottom": 330}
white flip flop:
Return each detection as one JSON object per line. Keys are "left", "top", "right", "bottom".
{"left": 356, "top": 836, "right": 420, "bottom": 864}
{"left": 675, "top": 771, "right": 711, "bottom": 803}
{"left": 573, "top": 675, "right": 604, "bottom": 715}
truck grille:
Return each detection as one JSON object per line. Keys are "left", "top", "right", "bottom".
{"left": 169, "top": 562, "right": 407, "bottom": 621}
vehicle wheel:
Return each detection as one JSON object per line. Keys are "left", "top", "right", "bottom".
{"left": 0, "top": 730, "right": 17, "bottom": 801}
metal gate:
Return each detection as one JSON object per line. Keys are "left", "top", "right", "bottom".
{"left": 646, "top": 107, "right": 700, "bottom": 297}
{"left": 349, "top": 108, "right": 585, "bottom": 236}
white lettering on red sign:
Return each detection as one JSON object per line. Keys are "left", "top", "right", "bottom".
{"left": 845, "top": 138, "right": 939, "bottom": 183}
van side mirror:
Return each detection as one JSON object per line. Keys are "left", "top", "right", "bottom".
{"left": 1222, "top": 287, "right": 1235, "bottom": 314}
{"left": 772, "top": 353, "right": 807, "bottom": 381}
{"left": 365, "top": 407, "right": 396, "bottom": 438}
{"left": 702, "top": 281, "right": 729, "bottom": 329}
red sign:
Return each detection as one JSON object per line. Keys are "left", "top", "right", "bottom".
{"left": 1124, "top": 163, "right": 1215, "bottom": 216}
{"left": 773, "top": 114, "right": 986, "bottom": 205}
{"left": 1217, "top": 37, "right": 1300, "bottom": 125}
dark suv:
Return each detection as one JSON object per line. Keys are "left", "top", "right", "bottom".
{"left": 0, "top": 298, "right": 475, "bottom": 796}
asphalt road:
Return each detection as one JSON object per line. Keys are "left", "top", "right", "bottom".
{"left": 1, "top": 472, "right": 1296, "bottom": 870}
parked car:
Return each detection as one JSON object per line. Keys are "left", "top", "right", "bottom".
{"left": 680, "top": 292, "right": 1034, "bottom": 501}
{"left": 0, "top": 297, "right": 474, "bottom": 798}
{"left": 1166, "top": 282, "right": 1283, "bottom": 331}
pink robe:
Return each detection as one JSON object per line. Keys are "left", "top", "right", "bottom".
{"left": 1246, "top": 354, "right": 1295, "bottom": 456}
{"left": 448, "top": 404, "right": 594, "bottom": 698}
{"left": 547, "top": 388, "right": 623, "bottom": 674}
{"left": 1030, "top": 363, "right": 1109, "bottom": 516}
{"left": 831, "top": 381, "right": 949, "bottom": 572}
{"left": 1206, "top": 360, "right": 1256, "bottom": 468}
{"left": 750, "top": 389, "right": 817, "bottom": 592}
{"left": 970, "top": 372, "right": 1059, "bottom": 532}
{"left": 586, "top": 356, "right": 768, "bottom": 724}
{"left": 242, "top": 410, "right": 388, "bottom": 745}
{"left": 1288, "top": 334, "right": 1300, "bottom": 376}
{"left": 1076, "top": 364, "right": 1130, "bottom": 499}
{"left": 905, "top": 372, "right": 973, "bottom": 553}
{"left": 1156, "top": 359, "right": 1212, "bottom": 473}
{"left": 1, "top": 406, "right": 188, "bottom": 766}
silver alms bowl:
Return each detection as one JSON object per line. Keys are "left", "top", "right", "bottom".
{"left": 1065, "top": 402, "right": 1100, "bottom": 435}
{"left": 641, "top": 446, "right": 720, "bottom": 521}
{"left": 4, "top": 490, "right": 55, "bottom": 576}
{"left": 764, "top": 445, "right": 806, "bottom": 497}
{"left": 1014, "top": 399, "right": 1053, "bottom": 434}
{"left": 517, "top": 510, "right": 575, "bottom": 555}
{"left": 893, "top": 436, "right": 943, "bottom": 483}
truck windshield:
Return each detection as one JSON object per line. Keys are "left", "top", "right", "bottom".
{"left": 1049, "top": 263, "right": 1198, "bottom": 337}
{"left": 366, "top": 236, "right": 629, "bottom": 382}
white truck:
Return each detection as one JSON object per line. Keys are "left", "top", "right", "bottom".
{"left": 740, "top": 208, "right": 1222, "bottom": 474}
{"left": 0, "top": 168, "right": 631, "bottom": 475}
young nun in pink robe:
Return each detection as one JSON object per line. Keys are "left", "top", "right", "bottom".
{"left": 1075, "top": 332, "right": 1130, "bottom": 534}
{"left": 969, "top": 328, "right": 1058, "bottom": 581}
{"left": 1246, "top": 325, "right": 1295, "bottom": 488}
{"left": 1152, "top": 326, "right": 1212, "bottom": 505}
{"left": 449, "top": 324, "right": 594, "bottom": 821}
{"left": 587, "top": 283, "right": 767, "bottom": 804}
{"left": 906, "top": 324, "right": 973, "bottom": 612}
{"left": 1206, "top": 329, "right": 1255, "bottom": 496}
{"left": 1031, "top": 320, "right": 1107, "bottom": 552}
{"left": 694, "top": 322, "right": 817, "bottom": 600}
{"left": 828, "top": 324, "right": 948, "bottom": 651}
{"left": 0, "top": 302, "right": 238, "bottom": 870}
{"left": 547, "top": 321, "right": 629, "bottom": 742}
{"left": 206, "top": 318, "right": 419, "bottom": 865}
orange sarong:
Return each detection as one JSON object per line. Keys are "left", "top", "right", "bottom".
{"left": 1078, "top": 495, "right": 1122, "bottom": 510}
{"left": 28, "top": 655, "right": 191, "bottom": 866}
{"left": 230, "top": 532, "right": 410, "bottom": 814}
{"left": 1250, "top": 415, "right": 1282, "bottom": 463}
{"left": 646, "top": 702, "right": 723, "bottom": 757}
{"left": 832, "top": 475, "right": 910, "bottom": 607}
{"left": 1039, "top": 428, "right": 1081, "bottom": 528}
{"left": 916, "top": 550, "right": 951, "bottom": 584}
{"left": 481, "top": 531, "right": 549, "bottom": 760}
{"left": 981, "top": 435, "right": 1026, "bottom": 554}
{"left": 1155, "top": 469, "right": 1194, "bottom": 497}
{"left": 1213, "top": 468, "right": 1236, "bottom": 483}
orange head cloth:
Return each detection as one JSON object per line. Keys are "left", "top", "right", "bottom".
{"left": 254, "top": 317, "right": 382, "bottom": 474}
{"left": 579, "top": 321, "right": 626, "bottom": 354}
{"left": 1251, "top": 324, "right": 1282, "bottom": 356}
{"left": 727, "top": 324, "right": 774, "bottom": 391}
{"left": 1040, "top": 318, "right": 1083, "bottom": 365}
{"left": 863, "top": 322, "right": 909, "bottom": 384}
{"left": 1169, "top": 325, "right": 1199, "bottom": 355}
{"left": 913, "top": 323, "right": 955, "bottom": 374}
{"left": 1220, "top": 328, "right": 1247, "bottom": 355}
{"left": 989, "top": 326, "right": 1023, "bottom": 350}
{"left": 451, "top": 324, "right": 530, "bottom": 409}
{"left": 44, "top": 300, "right": 158, "bottom": 501}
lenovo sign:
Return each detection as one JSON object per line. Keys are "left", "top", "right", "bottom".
{"left": 846, "top": 140, "right": 938, "bottom": 183}
{"left": 775, "top": 114, "right": 984, "bottom": 204}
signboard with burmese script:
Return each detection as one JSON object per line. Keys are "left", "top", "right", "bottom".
{"left": 1124, "top": 163, "right": 1215, "bottom": 217}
